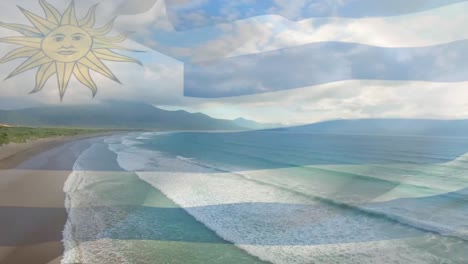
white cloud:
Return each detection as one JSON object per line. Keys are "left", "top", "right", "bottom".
{"left": 174, "top": 80, "right": 468, "bottom": 125}
{"left": 228, "top": 2, "right": 468, "bottom": 57}
{"left": 122, "top": 1, "right": 468, "bottom": 63}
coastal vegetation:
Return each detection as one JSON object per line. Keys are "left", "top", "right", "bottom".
{"left": 0, "top": 126, "right": 104, "bottom": 145}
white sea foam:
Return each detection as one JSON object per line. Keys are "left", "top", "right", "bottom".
{"left": 62, "top": 141, "right": 131, "bottom": 264}
{"left": 106, "top": 133, "right": 467, "bottom": 263}
{"left": 136, "top": 131, "right": 160, "bottom": 140}
{"left": 309, "top": 158, "right": 468, "bottom": 202}
{"left": 174, "top": 153, "right": 468, "bottom": 242}
{"left": 62, "top": 146, "right": 93, "bottom": 264}
{"left": 132, "top": 171, "right": 452, "bottom": 264}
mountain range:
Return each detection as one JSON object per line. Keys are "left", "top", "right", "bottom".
{"left": 271, "top": 119, "right": 468, "bottom": 137}
{"left": 232, "top": 117, "right": 281, "bottom": 130}
{"left": 0, "top": 102, "right": 253, "bottom": 130}
{"left": 2, "top": 102, "right": 468, "bottom": 137}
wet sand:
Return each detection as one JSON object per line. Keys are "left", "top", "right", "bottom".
{"left": 0, "top": 134, "right": 107, "bottom": 264}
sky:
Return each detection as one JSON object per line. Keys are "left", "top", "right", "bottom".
{"left": 0, "top": 0, "right": 468, "bottom": 125}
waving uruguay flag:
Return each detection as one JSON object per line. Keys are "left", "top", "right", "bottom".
{"left": 117, "top": 0, "right": 468, "bottom": 98}
{"left": 1, "top": 1, "right": 468, "bottom": 264}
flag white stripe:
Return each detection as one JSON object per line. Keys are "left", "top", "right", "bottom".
{"left": 122, "top": 2, "right": 468, "bottom": 62}
{"left": 179, "top": 80, "right": 468, "bottom": 124}
{"left": 229, "top": 1, "right": 468, "bottom": 57}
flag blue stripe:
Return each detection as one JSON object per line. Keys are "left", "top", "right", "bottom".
{"left": 166, "top": 0, "right": 468, "bottom": 30}
{"left": 184, "top": 40, "right": 468, "bottom": 98}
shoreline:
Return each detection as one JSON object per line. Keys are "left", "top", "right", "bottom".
{"left": 0, "top": 133, "right": 117, "bottom": 264}
{"left": 0, "top": 132, "right": 116, "bottom": 170}
{"left": 61, "top": 133, "right": 267, "bottom": 264}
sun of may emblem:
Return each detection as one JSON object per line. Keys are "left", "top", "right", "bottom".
{"left": 0, "top": 0, "right": 141, "bottom": 100}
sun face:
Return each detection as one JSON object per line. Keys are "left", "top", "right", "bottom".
{"left": 42, "top": 25, "right": 93, "bottom": 62}
{"left": 0, "top": 0, "right": 142, "bottom": 100}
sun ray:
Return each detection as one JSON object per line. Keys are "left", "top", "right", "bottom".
{"left": 94, "top": 32, "right": 132, "bottom": 43}
{"left": 0, "top": 36, "right": 42, "bottom": 48}
{"left": 0, "top": 1, "right": 140, "bottom": 100}
{"left": 0, "top": 47, "right": 38, "bottom": 63}
{"left": 92, "top": 40, "right": 145, "bottom": 52}
{"left": 79, "top": 52, "right": 120, "bottom": 83}
{"left": 0, "top": 22, "right": 42, "bottom": 37}
{"left": 79, "top": 4, "right": 98, "bottom": 28}
{"left": 56, "top": 62, "right": 75, "bottom": 100}
{"left": 88, "top": 17, "right": 115, "bottom": 36}
{"left": 31, "top": 62, "right": 55, "bottom": 93}
{"left": 74, "top": 63, "right": 97, "bottom": 96}
{"left": 61, "top": 1, "right": 78, "bottom": 26}
{"left": 39, "top": 0, "right": 62, "bottom": 24}
{"left": 6, "top": 52, "right": 53, "bottom": 79}
{"left": 18, "top": 6, "right": 57, "bottom": 34}
{"left": 94, "top": 49, "right": 142, "bottom": 65}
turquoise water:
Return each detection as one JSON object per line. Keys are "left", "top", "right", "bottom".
{"left": 62, "top": 142, "right": 266, "bottom": 264}
{"left": 63, "top": 131, "right": 468, "bottom": 263}
{"left": 143, "top": 132, "right": 468, "bottom": 168}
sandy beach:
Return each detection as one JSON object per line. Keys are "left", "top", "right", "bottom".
{"left": 0, "top": 133, "right": 264, "bottom": 264}
{"left": 0, "top": 134, "right": 108, "bottom": 264}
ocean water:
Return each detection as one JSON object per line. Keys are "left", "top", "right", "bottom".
{"left": 62, "top": 131, "right": 468, "bottom": 264}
